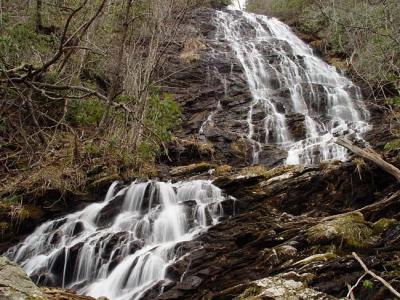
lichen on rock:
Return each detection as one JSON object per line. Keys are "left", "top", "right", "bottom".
{"left": 306, "top": 212, "right": 378, "bottom": 249}
{"left": 0, "top": 256, "right": 46, "bottom": 299}
{"left": 235, "top": 272, "right": 336, "bottom": 300}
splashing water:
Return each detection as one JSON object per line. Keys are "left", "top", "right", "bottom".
{"left": 216, "top": 8, "right": 370, "bottom": 165}
{"left": 5, "top": 180, "right": 232, "bottom": 300}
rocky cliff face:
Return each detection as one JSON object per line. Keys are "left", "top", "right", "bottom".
{"left": 161, "top": 8, "right": 286, "bottom": 167}
{"left": 161, "top": 7, "right": 373, "bottom": 168}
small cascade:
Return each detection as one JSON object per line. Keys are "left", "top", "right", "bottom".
{"left": 5, "top": 180, "right": 232, "bottom": 300}
{"left": 215, "top": 8, "right": 370, "bottom": 165}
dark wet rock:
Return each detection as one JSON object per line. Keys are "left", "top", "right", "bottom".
{"left": 47, "top": 243, "right": 83, "bottom": 287}
{"left": 157, "top": 289, "right": 184, "bottom": 300}
{"left": 96, "top": 194, "right": 125, "bottom": 227}
{"left": 286, "top": 113, "right": 306, "bottom": 140}
{"left": 139, "top": 279, "right": 175, "bottom": 300}
{"left": 176, "top": 275, "right": 202, "bottom": 290}
{"left": 154, "top": 162, "right": 399, "bottom": 300}
{"left": 72, "top": 221, "right": 84, "bottom": 236}
{"left": 219, "top": 198, "right": 237, "bottom": 215}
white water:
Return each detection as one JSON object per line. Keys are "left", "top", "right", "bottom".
{"left": 216, "top": 8, "right": 370, "bottom": 165}
{"left": 5, "top": 180, "right": 231, "bottom": 300}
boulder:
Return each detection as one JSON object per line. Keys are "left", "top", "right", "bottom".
{"left": 42, "top": 287, "right": 98, "bottom": 299}
{"left": 236, "top": 273, "right": 337, "bottom": 300}
{"left": 0, "top": 256, "right": 46, "bottom": 299}
{"left": 306, "top": 212, "right": 378, "bottom": 249}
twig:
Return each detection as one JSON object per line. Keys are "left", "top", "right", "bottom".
{"left": 352, "top": 252, "right": 400, "bottom": 298}
{"left": 346, "top": 273, "right": 366, "bottom": 299}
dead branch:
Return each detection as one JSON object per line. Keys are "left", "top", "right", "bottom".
{"left": 99, "top": 0, "right": 133, "bottom": 128}
{"left": 352, "top": 252, "right": 400, "bottom": 298}
{"left": 335, "top": 137, "right": 400, "bottom": 182}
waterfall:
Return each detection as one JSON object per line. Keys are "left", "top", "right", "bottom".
{"left": 215, "top": 8, "right": 370, "bottom": 165}
{"left": 5, "top": 180, "right": 232, "bottom": 300}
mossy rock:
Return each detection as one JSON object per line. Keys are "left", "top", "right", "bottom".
{"left": 215, "top": 165, "right": 233, "bottom": 176}
{"left": 0, "top": 203, "right": 44, "bottom": 221}
{"left": 234, "top": 284, "right": 262, "bottom": 300}
{"left": 373, "top": 218, "right": 398, "bottom": 233}
{"left": 307, "top": 212, "right": 377, "bottom": 249}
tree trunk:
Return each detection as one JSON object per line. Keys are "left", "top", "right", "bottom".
{"left": 99, "top": 0, "right": 133, "bottom": 129}
{"left": 35, "top": 0, "right": 43, "bottom": 33}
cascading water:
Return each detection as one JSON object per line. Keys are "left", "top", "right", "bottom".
{"left": 5, "top": 180, "right": 232, "bottom": 300}
{"left": 216, "top": 7, "right": 370, "bottom": 165}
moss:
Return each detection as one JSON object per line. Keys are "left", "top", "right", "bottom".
{"left": 215, "top": 165, "right": 233, "bottom": 176}
{"left": 235, "top": 284, "right": 262, "bottom": 300}
{"left": 8, "top": 205, "right": 44, "bottom": 221}
{"left": 307, "top": 212, "right": 377, "bottom": 249}
{"left": 229, "top": 139, "right": 250, "bottom": 158}
{"left": 373, "top": 218, "right": 398, "bottom": 233}
{"left": 0, "top": 221, "right": 10, "bottom": 239}
{"left": 170, "top": 137, "right": 215, "bottom": 159}
{"left": 0, "top": 221, "right": 9, "bottom": 230}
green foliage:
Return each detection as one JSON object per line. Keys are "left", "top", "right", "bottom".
{"left": 1, "top": 195, "right": 22, "bottom": 205}
{"left": 362, "top": 279, "right": 373, "bottom": 289}
{"left": 66, "top": 99, "right": 105, "bottom": 126}
{"left": 202, "top": 0, "right": 231, "bottom": 7}
{"left": 0, "top": 22, "right": 55, "bottom": 67}
{"left": 270, "top": 0, "right": 306, "bottom": 16}
{"left": 146, "top": 92, "right": 181, "bottom": 142}
{"left": 384, "top": 140, "right": 400, "bottom": 151}
{"left": 138, "top": 92, "right": 181, "bottom": 160}
{"left": 385, "top": 96, "right": 400, "bottom": 107}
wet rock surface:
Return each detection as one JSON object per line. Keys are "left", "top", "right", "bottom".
{"left": 150, "top": 162, "right": 400, "bottom": 300}
{"left": 160, "top": 7, "right": 286, "bottom": 168}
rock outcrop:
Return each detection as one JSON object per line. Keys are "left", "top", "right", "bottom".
{"left": 151, "top": 161, "right": 400, "bottom": 299}
{"left": 225, "top": 272, "right": 337, "bottom": 300}
{"left": 0, "top": 256, "right": 46, "bottom": 299}
{"left": 161, "top": 7, "right": 285, "bottom": 167}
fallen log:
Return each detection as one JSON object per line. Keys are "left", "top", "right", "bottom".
{"left": 335, "top": 137, "right": 400, "bottom": 183}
